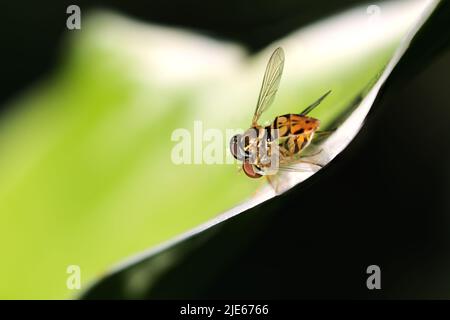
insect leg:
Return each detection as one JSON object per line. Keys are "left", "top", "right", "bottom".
{"left": 299, "top": 148, "right": 323, "bottom": 158}
{"left": 266, "top": 175, "right": 286, "bottom": 195}
{"left": 308, "top": 129, "right": 336, "bottom": 148}
{"left": 280, "top": 153, "right": 324, "bottom": 169}
{"left": 314, "top": 129, "right": 335, "bottom": 139}
{"left": 297, "top": 158, "right": 323, "bottom": 168}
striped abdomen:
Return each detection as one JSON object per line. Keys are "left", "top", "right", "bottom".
{"left": 269, "top": 114, "right": 320, "bottom": 157}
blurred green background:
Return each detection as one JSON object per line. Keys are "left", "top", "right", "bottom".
{"left": 0, "top": 0, "right": 448, "bottom": 299}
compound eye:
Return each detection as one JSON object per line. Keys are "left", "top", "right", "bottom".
{"left": 242, "top": 162, "right": 262, "bottom": 179}
{"left": 230, "top": 134, "right": 244, "bottom": 160}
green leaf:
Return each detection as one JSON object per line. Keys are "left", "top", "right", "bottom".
{"left": 76, "top": 0, "right": 445, "bottom": 299}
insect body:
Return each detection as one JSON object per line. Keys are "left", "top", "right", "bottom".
{"left": 230, "top": 47, "right": 331, "bottom": 188}
{"left": 271, "top": 113, "right": 320, "bottom": 157}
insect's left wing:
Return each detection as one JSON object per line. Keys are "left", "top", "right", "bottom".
{"left": 252, "top": 47, "right": 285, "bottom": 126}
{"left": 299, "top": 90, "right": 331, "bottom": 116}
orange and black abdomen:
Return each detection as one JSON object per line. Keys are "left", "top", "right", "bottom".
{"left": 269, "top": 114, "right": 320, "bottom": 156}
{"left": 271, "top": 114, "right": 320, "bottom": 137}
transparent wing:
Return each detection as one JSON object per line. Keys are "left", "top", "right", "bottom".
{"left": 266, "top": 162, "right": 318, "bottom": 195}
{"left": 277, "top": 144, "right": 324, "bottom": 166}
{"left": 278, "top": 162, "right": 322, "bottom": 171}
{"left": 269, "top": 133, "right": 324, "bottom": 169}
{"left": 252, "top": 47, "right": 285, "bottom": 126}
{"left": 299, "top": 90, "right": 332, "bottom": 115}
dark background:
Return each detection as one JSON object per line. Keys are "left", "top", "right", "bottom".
{"left": 2, "top": 1, "right": 450, "bottom": 299}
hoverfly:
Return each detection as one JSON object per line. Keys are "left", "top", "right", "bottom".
{"left": 229, "top": 47, "right": 331, "bottom": 191}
